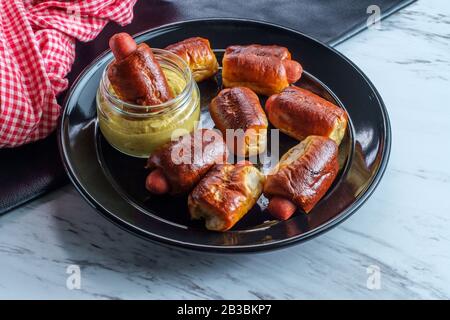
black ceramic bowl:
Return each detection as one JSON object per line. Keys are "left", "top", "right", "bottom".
{"left": 59, "top": 19, "right": 391, "bottom": 253}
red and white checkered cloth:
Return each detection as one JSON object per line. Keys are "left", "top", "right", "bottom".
{"left": 0, "top": 0, "right": 137, "bottom": 148}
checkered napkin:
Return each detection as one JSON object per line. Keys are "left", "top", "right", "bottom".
{"left": 0, "top": 0, "right": 137, "bottom": 147}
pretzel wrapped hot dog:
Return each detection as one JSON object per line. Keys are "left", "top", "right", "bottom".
{"left": 265, "top": 86, "right": 348, "bottom": 145}
{"left": 222, "top": 44, "right": 302, "bottom": 96}
{"left": 108, "top": 33, "right": 173, "bottom": 105}
{"left": 209, "top": 87, "right": 268, "bottom": 156}
{"left": 165, "top": 37, "right": 219, "bottom": 82}
{"left": 188, "top": 162, "right": 264, "bottom": 231}
{"left": 145, "top": 129, "right": 228, "bottom": 195}
{"left": 264, "top": 136, "right": 339, "bottom": 219}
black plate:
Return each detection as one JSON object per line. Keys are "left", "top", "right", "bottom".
{"left": 58, "top": 19, "right": 391, "bottom": 253}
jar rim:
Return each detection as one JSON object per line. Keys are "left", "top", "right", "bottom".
{"left": 101, "top": 48, "right": 194, "bottom": 115}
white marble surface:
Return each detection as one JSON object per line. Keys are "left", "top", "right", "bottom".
{"left": 1, "top": 0, "right": 450, "bottom": 299}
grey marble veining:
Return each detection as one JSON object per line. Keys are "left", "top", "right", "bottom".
{"left": 1, "top": 0, "right": 450, "bottom": 299}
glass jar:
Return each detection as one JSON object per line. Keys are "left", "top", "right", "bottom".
{"left": 96, "top": 48, "right": 200, "bottom": 158}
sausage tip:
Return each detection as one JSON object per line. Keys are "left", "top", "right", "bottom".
{"left": 267, "top": 197, "right": 297, "bottom": 220}
{"left": 145, "top": 169, "right": 170, "bottom": 195}
{"left": 283, "top": 60, "right": 302, "bottom": 84}
{"left": 109, "top": 33, "right": 137, "bottom": 60}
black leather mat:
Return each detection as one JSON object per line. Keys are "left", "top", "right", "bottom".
{"left": 0, "top": 0, "right": 415, "bottom": 214}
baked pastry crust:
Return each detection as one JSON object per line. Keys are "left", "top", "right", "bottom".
{"left": 265, "top": 86, "right": 348, "bottom": 145}
{"left": 146, "top": 129, "right": 228, "bottom": 194}
{"left": 263, "top": 136, "right": 339, "bottom": 213}
{"left": 188, "top": 163, "right": 265, "bottom": 231}
{"left": 165, "top": 37, "right": 219, "bottom": 82}
{"left": 209, "top": 87, "right": 268, "bottom": 156}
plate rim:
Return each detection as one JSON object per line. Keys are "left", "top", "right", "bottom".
{"left": 58, "top": 18, "right": 392, "bottom": 253}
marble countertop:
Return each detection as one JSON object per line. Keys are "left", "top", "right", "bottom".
{"left": 1, "top": 0, "right": 449, "bottom": 299}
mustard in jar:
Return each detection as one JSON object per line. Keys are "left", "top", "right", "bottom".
{"left": 96, "top": 49, "right": 200, "bottom": 158}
